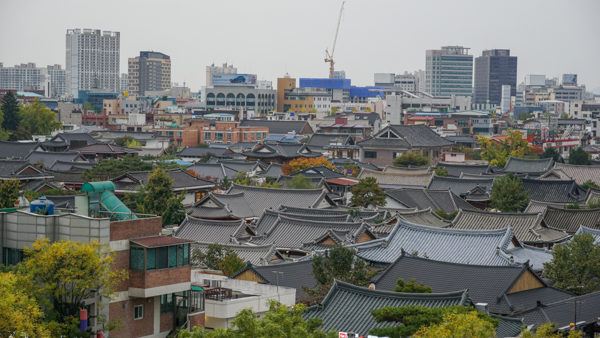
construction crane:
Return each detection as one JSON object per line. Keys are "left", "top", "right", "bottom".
{"left": 325, "top": 1, "right": 345, "bottom": 79}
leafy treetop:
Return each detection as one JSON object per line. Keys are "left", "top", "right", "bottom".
{"left": 477, "top": 130, "right": 531, "bottom": 167}
{"left": 490, "top": 174, "right": 529, "bottom": 212}
{"left": 393, "top": 151, "right": 429, "bottom": 167}
{"left": 350, "top": 176, "right": 386, "bottom": 208}
{"left": 282, "top": 156, "right": 336, "bottom": 175}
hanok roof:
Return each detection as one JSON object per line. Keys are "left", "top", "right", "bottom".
{"left": 294, "top": 166, "right": 345, "bottom": 179}
{"left": 278, "top": 205, "right": 382, "bottom": 221}
{"left": 385, "top": 187, "right": 476, "bottom": 213}
{"left": 395, "top": 208, "right": 450, "bottom": 227}
{"left": 187, "top": 163, "right": 233, "bottom": 181}
{"left": 192, "top": 242, "right": 282, "bottom": 266}
{"left": 276, "top": 175, "right": 324, "bottom": 189}
{"left": 178, "top": 147, "right": 234, "bottom": 159}
{"left": 542, "top": 206, "right": 600, "bottom": 233}
{"left": 546, "top": 162, "right": 600, "bottom": 186}
{"left": 0, "top": 159, "right": 48, "bottom": 179}
{"left": 130, "top": 236, "right": 194, "bottom": 248}
{"left": 49, "top": 160, "right": 95, "bottom": 172}
{"left": 260, "top": 163, "right": 283, "bottom": 178}
{"left": 304, "top": 280, "right": 469, "bottom": 336}
{"left": 26, "top": 151, "right": 88, "bottom": 169}
{"left": 358, "top": 168, "right": 432, "bottom": 188}
{"left": 175, "top": 217, "right": 248, "bottom": 244}
{"left": 521, "top": 178, "right": 588, "bottom": 204}
{"left": 428, "top": 175, "right": 494, "bottom": 201}
{"left": 77, "top": 143, "right": 139, "bottom": 156}
{"left": 575, "top": 226, "right": 600, "bottom": 244}
{"left": 520, "top": 292, "right": 600, "bottom": 329}
{"left": 51, "top": 132, "right": 97, "bottom": 148}
{"left": 113, "top": 169, "right": 214, "bottom": 192}
{"left": 358, "top": 124, "right": 453, "bottom": 150}
{"left": 249, "top": 215, "right": 369, "bottom": 249}
{"left": 240, "top": 119, "right": 313, "bottom": 134}
{"left": 372, "top": 255, "right": 571, "bottom": 315}
{"left": 243, "top": 143, "right": 321, "bottom": 159}
{"left": 251, "top": 209, "right": 353, "bottom": 238}
{"left": 437, "top": 162, "right": 490, "bottom": 177}
{"left": 306, "top": 133, "right": 355, "bottom": 149}
{"left": 232, "top": 259, "right": 317, "bottom": 302}
{"left": 0, "top": 141, "right": 39, "bottom": 159}
{"left": 505, "top": 244, "right": 553, "bottom": 272}
{"left": 451, "top": 209, "right": 569, "bottom": 244}
{"left": 188, "top": 192, "right": 253, "bottom": 219}
{"left": 524, "top": 200, "right": 570, "bottom": 214}
{"left": 217, "top": 159, "right": 263, "bottom": 174}
{"left": 353, "top": 219, "right": 517, "bottom": 266}
{"left": 503, "top": 157, "right": 553, "bottom": 176}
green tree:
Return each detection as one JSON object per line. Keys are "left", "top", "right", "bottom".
{"left": 588, "top": 197, "right": 600, "bottom": 209}
{"left": 0, "top": 179, "right": 20, "bottom": 208}
{"left": 83, "top": 156, "right": 152, "bottom": 181}
{"left": 177, "top": 301, "right": 335, "bottom": 338}
{"left": 393, "top": 151, "right": 429, "bottom": 167}
{"left": 0, "top": 271, "right": 51, "bottom": 337}
{"left": 569, "top": 147, "right": 591, "bottom": 165}
{"left": 18, "top": 100, "right": 62, "bottom": 136}
{"left": 491, "top": 174, "right": 529, "bottom": 212}
{"left": 1, "top": 91, "right": 20, "bottom": 132}
{"left": 541, "top": 147, "right": 562, "bottom": 162}
{"left": 521, "top": 323, "right": 583, "bottom": 338}
{"left": 141, "top": 167, "right": 185, "bottom": 225}
{"left": 192, "top": 244, "right": 245, "bottom": 276}
{"left": 287, "top": 174, "right": 315, "bottom": 189}
{"left": 477, "top": 130, "right": 531, "bottom": 167}
{"left": 413, "top": 309, "right": 496, "bottom": 338}
{"left": 395, "top": 279, "right": 432, "bottom": 293}
{"left": 581, "top": 180, "right": 600, "bottom": 190}
{"left": 350, "top": 177, "right": 386, "bottom": 208}
{"left": 544, "top": 233, "right": 600, "bottom": 295}
{"left": 220, "top": 176, "right": 232, "bottom": 190}
{"left": 433, "top": 166, "right": 448, "bottom": 176}
{"left": 19, "top": 238, "right": 126, "bottom": 335}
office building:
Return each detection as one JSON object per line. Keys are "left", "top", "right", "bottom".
{"left": 524, "top": 75, "right": 546, "bottom": 87}
{"left": 277, "top": 76, "right": 331, "bottom": 115}
{"left": 562, "top": 74, "right": 578, "bottom": 86}
{"left": 66, "top": 29, "right": 120, "bottom": 98}
{"left": 473, "top": 49, "right": 517, "bottom": 105}
{"left": 120, "top": 73, "right": 128, "bottom": 92}
{"left": 425, "top": 46, "right": 473, "bottom": 97}
{"left": 374, "top": 72, "right": 419, "bottom": 92}
{"left": 0, "top": 62, "right": 45, "bottom": 92}
{"left": 206, "top": 63, "right": 237, "bottom": 88}
{"left": 127, "top": 51, "right": 171, "bottom": 96}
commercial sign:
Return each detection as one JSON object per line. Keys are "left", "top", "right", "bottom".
{"left": 212, "top": 73, "right": 257, "bottom": 86}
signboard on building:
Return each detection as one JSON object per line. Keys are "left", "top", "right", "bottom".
{"left": 212, "top": 73, "right": 257, "bottom": 86}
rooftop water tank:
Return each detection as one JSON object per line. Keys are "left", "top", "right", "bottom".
{"left": 30, "top": 196, "right": 55, "bottom": 215}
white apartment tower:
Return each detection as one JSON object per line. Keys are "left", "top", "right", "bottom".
{"left": 65, "top": 29, "right": 120, "bottom": 98}
{"left": 46, "top": 64, "right": 66, "bottom": 98}
{"left": 0, "top": 62, "right": 45, "bottom": 92}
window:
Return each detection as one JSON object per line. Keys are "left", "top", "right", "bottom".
{"left": 177, "top": 245, "right": 184, "bottom": 266}
{"left": 2, "top": 247, "right": 23, "bottom": 265}
{"left": 130, "top": 246, "right": 144, "bottom": 270}
{"left": 147, "top": 248, "right": 156, "bottom": 270}
{"left": 168, "top": 246, "right": 177, "bottom": 268}
{"left": 157, "top": 247, "right": 168, "bottom": 269}
{"left": 134, "top": 305, "right": 143, "bottom": 320}
{"left": 160, "top": 294, "right": 173, "bottom": 313}
{"left": 364, "top": 151, "right": 377, "bottom": 159}
{"left": 183, "top": 244, "right": 190, "bottom": 265}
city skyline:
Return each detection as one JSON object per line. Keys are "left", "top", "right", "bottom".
{"left": 1, "top": 0, "right": 599, "bottom": 92}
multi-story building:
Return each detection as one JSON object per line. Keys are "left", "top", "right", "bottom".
{"left": 120, "top": 73, "right": 128, "bottom": 92}
{"left": 205, "top": 63, "right": 237, "bottom": 88}
{"left": 46, "top": 64, "right": 67, "bottom": 98}
{"left": 473, "top": 49, "right": 517, "bottom": 105}
{"left": 66, "top": 29, "right": 120, "bottom": 98}
{"left": 276, "top": 76, "right": 331, "bottom": 116}
{"left": 0, "top": 62, "right": 45, "bottom": 92}
{"left": 128, "top": 51, "right": 171, "bottom": 96}
{"left": 425, "top": 46, "right": 473, "bottom": 97}
{"left": 374, "top": 72, "right": 419, "bottom": 92}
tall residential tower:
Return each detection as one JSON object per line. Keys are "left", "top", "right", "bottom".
{"left": 425, "top": 46, "right": 473, "bottom": 97}
{"left": 127, "top": 51, "right": 171, "bottom": 96}
{"left": 65, "top": 29, "right": 120, "bottom": 98}
{"left": 473, "top": 49, "right": 517, "bottom": 105}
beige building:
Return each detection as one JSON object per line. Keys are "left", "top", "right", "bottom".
{"left": 128, "top": 51, "right": 171, "bottom": 96}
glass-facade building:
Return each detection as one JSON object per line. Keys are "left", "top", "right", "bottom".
{"left": 425, "top": 46, "right": 473, "bottom": 97}
{"left": 473, "top": 49, "right": 517, "bottom": 105}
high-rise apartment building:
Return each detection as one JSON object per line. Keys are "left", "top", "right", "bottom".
{"left": 473, "top": 49, "right": 517, "bottom": 105}
{"left": 120, "top": 73, "right": 128, "bottom": 92}
{"left": 65, "top": 29, "right": 120, "bottom": 98}
{"left": 425, "top": 46, "right": 473, "bottom": 97}
{"left": 127, "top": 51, "right": 171, "bottom": 96}
{"left": 46, "top": 64, "right": 66, "bottom": 98}
{"left": 0, "top": 62, "right": 45, "bottom": 92}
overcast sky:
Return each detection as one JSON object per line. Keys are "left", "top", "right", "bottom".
{"left": 1, "top": 0, "right": 599, "bottom": 92}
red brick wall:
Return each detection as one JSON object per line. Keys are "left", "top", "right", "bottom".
{"left": 109, "top": 298, "right": 155, "bottom": 338}
{"left": 113, "top": 250, "right": 130, "bottom": 292}
{"left": 110, "top": 217, "right": 162, "bottom": 241}
{"left": 160, "top": 312, "right": 174, "bottom": 333}
{"left": 129, "top": 265, "right": 191, "bottom": 289}
{"left": 188, "top": 311, "right": 205, "bottom": 329}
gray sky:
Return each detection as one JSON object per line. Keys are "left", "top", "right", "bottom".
{"left": 1, "top": 0, "right": 599, "bottom": 92}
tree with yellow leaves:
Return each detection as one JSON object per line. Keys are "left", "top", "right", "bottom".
{"left": 521, "top": 323, "right": 583, "bottom": 338}
{"left": 413, "top": 310, "right": 496, "bottom": 338}
{"left": 477, "top": 130, "right": 532, "bottom": 167}
{"left": 281, "top": 156, "right": 337, "bottom": 175}
{"left": 0, "top": 271, "right": 51, "bottom": 337}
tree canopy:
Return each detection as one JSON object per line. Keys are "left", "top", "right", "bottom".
{"left": 395, "top": 278, "right": 432, "bottom": 293}
{"left": 0, "top": 179, "right": 20, "bottom": 208}
{"left": 490, "top": 174, "right": 529, "bottom": 212}
{"left": 541, "top": 147, "right": 562, "bottom": 162}
{"left": 477, "top": 130, "right": 531, "bottom": 167}
{"left": 281, "top": 157, "right": 336, "bottom": 175}
{"left": 1, "top": 91, "right": 20, "bottom": 132}
{"left": 137, "top": 167, "right": 186, "bottom": 225}
{"left": 350, "top": 176, "right": 386, "bottom": 208}
{"left": 83, "top": 156, "right": 153, "bottom": 181}
{"left": 18, "top": 99, "right": 62, "bottom": 137}
{"left": 413, "top": 309, "right": 496, "bottom": 338}
{"left": 543, "top": 233, "right": 600, "bottom": 295}
{"left": 192, "top": 244, "right": 245, "bottom": 277}
{"left": 393, "top": 151, "right": 430, "bottom": 167}
{"left": 287, "top": 174, "right": 315, "bottom": 189}
{"left": 568, "top": 147, "right": 591, "bottom": 165}
{"left": 521, "top": 323, "right": 583, "bottom": 338}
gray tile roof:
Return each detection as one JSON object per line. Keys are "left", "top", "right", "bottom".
{"left": 295, "top": 166, "right": 345, "bottom": 179}
{"left": 524, "top": 200, "right": 570, "bottom": 214}
{"left": 504, "top": 245, "right": 553, "bottom": 272}
{"left": 437, "top": 162, "right": 490, "bottom": 177}
{"left": 187, "top": 163, "right": 229, "bottom": 181}
{"left": 503, "top": 157, "right": 554, "bottom": 176}
{"left": 353, "top": 219, "right": 516, "bottom": 265}
{"left": 113, "top": 169, "right": 214, "bottom": 191}
{"left": 542, "top": 206, "right": 600, "bottom": 233}
{"left": 0, "top": 160, "right": 43, "bottom": 178}
{"left": 521, "top": 178, "right": 588, "bottom": 204}
{"left": 49, "top": 160, "right": 95, "bottom": 171}
{"left": 77, "top": 143, "right": 139, "bottom": 156}
{"left": 520, "top": 292, "right": 600, "bottom": 329}
{"left": 276, "top": 175, "right": 324, "bottom": 188}
{"left": 0, "top": 141, "right": 39, "bottom": 159}
{"left": 243, "top": 143, "right": 321, "bottom": 159}
{"left": 233, "top": 259, "right": 317, "bottom": 302}
{"left": 304, "top": 280, "right": 469, "bottom": 336}
{"left": 494, "top": 316, "right": 524, "bottom": 338}
{"left": 385, "top": 187, "right": 476, "bottom": 213}
{"left": 178, "top": 147, "right": 234, "bottom": 159}
{"left": 306, "top": 133, "right": 354, "bottom": 149}
{"left": 175, "top": 216, "right": 247, "bottom": 244}
{"left": 575, "top": 225, "right": 600, "bottom": 244}
{"left": 371, "top": 255, "right": 571, "bottom": 315}
{"left": 188, "top": 192, "right": 254, "bottom": 219}
{"left": 394, "top": 208, "right": 450, "bottom": 227}
{"left": 240, "top": 119, "right": 313, "bottom": 134}
{"left": 550, "top": 163, "right": 600, "bottom": 186}
{"left": 260, "top": 163, "right": 283, "bottom": 178}
{"left": 428, "top": 175, "right": 494, "bottom": 201}
{"left": 26, "top": 151, "right": 87, "bottom": 169}
{"left": 388, "top": 124, "right": 453, "bottom": 148}
{"left": 218, "top": 160, "right": 262, "bottom": 174}
{"left": 450, "top": 209, "right": 569, "bottom": 244}
{"left": 251, "top": 209, "right": 352, "bottom": 238}
{"left": 192, "top": 242, "right": 281, "bottom": 266}
{"left": 358, "top": 168, "right": 432, "bottom": 187}
{"left": 52, "top": 132, "right": 97, "bottom": 146}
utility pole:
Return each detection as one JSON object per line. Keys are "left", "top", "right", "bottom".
{"left": 272, "top": 271, "right": 284, "bottom": 302}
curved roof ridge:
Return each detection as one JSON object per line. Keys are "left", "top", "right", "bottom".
{"left": 183, "top": 216, "right": 244, "bottom": 225}
{"left": 546, "top": 205, "right": 600, "bottom": 212}
{"left": 431, "top": 175, "right": 494, "bottom": 183}
{"left": 521, "top": 177, "right": 576, "bottom": 184}
{"left": 330, "top": 279, "right": 469, "bottom": 300}
{"left": 555, "top": 162, "right": 600, "bottom": 168}
{"left": 399, "top": 218, "right": 512, "bottom": 236}
{"left": 507, "top": 156, "right": 553, "bottom": 163}
{"left": 231, "top": 183, "right": 323, "bottom": 192}
{"left": 277, "top": 214, "right": 363, "bottom": 226}
{"left": 457, "top": 209, "right": 543, "bottom": 217}
{"left": 396, "top": 207, "right": 434, "bottom": 216}
{"left": 194, "top": 241, "right": 276, "bottom": 249}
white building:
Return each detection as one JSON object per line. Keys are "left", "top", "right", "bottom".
{"left": 206, "top": 63, "right": 237, "bottom": 88}
{"left": 0, "top": 62, "right": 45, "bottom": 92}
{"left": 501, "top": 85, "right": 511, "bottom": 114}
{"left": 66, "top": 29, "right": 120, "bottom": 98}
{"left": 46, "top": 64, "right": 66, "bottom": 98}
